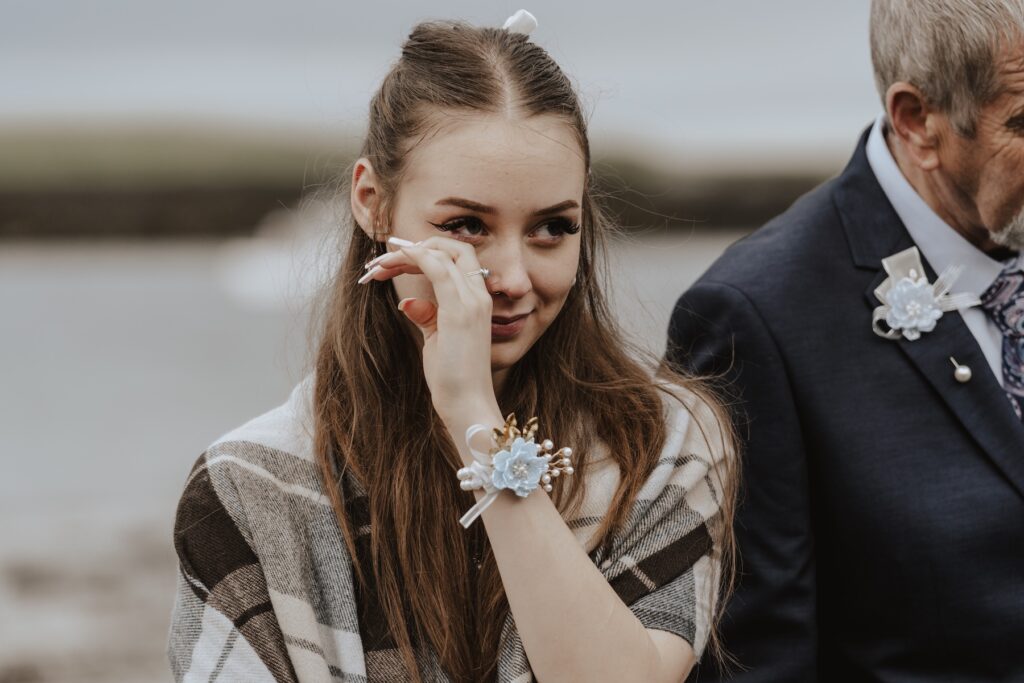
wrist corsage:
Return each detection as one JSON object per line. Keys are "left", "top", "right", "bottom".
{"left": 456, "top": 414, "right": 574, "bottom": 528}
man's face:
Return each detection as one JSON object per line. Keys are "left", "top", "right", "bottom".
{"left": 943, "top": 43, "right": 1024, "bottom": 249}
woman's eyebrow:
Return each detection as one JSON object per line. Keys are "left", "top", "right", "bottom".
{"left": 532, "top": 200, "right": 580, "bottom": 216}
{"left": 435, "top": 197, "right": 496, "bottom": 214}
{"left": 434, "top": 197, "right": 580, "bottom": 216}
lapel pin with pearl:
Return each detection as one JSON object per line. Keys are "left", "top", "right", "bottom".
{"left": 949, "top": 357, "right": 972, "bottom": 383}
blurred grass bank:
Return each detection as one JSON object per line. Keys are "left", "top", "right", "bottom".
{"left": 0, "top": 126, "right": 836, "bottom": 240}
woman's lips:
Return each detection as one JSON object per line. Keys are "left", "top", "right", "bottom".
{"left": 491, "top": 313, "right": 530, "bottom": 339}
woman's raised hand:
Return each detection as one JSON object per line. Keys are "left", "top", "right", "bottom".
{"left": 360, "top": 235, "right": 498, "bottom": 424}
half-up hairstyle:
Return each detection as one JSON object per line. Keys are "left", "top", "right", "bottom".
{"left": 312, "top": 20, "right": 737, "bottom": 682}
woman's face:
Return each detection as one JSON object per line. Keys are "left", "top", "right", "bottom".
{"left": 363, "top": 113, "right": 586, "bottom": 374}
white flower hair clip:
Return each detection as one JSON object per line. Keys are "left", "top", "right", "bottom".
{"left": 502, "top": 9, "right": 538, "bottom": 36}
{"left": 872, "top": 246, "right": 980, "bottom": 341}
{"left": 456, "top": 414, "right": 573, "bottom": 528}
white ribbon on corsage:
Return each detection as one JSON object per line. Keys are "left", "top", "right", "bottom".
{"left": 872, "top": 246, "right": 980, "bottom": 341}
{"left": 457, "top": 424, "right": 503, "bottom": 528}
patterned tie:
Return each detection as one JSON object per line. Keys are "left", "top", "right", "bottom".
{"left": 980, "top": 259, "right": 1024, "bottom": 420}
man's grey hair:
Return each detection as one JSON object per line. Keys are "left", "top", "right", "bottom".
{"left": 870, "top": 0, "right": 1024, "bottom": 136}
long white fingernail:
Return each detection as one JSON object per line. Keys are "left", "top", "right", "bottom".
{"left": 387, "top": 236, "right": 416, "bottom": 247}
{"left": 357, "top": 265, "right": 382, "bottom": 284}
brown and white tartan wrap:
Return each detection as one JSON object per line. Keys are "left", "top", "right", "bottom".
{"left": 169, "top": 377, "right": 727, "bottom": 682}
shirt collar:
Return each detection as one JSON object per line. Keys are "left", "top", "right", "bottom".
{"left": 865, "top": 114, "right": 1011, "bottom": 295}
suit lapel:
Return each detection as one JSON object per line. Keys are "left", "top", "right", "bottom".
{"left": 838, "top": 126, "right": 1024, "bottom": 500}
{"left": 863, "top": 274, "right": 1024, "bottom": 499}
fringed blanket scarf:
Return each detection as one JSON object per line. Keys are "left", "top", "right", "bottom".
{"left": 169, "top": 378, "right": 726, "bottom": 682}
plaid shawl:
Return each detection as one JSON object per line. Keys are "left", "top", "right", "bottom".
{"left": 169, "top": 377, "right": 726, "bottom": 682}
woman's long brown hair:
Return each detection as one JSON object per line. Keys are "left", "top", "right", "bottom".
{"left": 311, "top": 21, "right": 738, "bottom": 682}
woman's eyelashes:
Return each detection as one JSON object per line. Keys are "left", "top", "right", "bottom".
{"left": 429, "top": 216, "right": 486, "bottom": 239}
{"left": 428, "top": 216, "right": 581, "bottom": 242}
{"left": 533, "top": 217, "right": 581, "bottom": 239}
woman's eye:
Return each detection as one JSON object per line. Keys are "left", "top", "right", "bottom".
{"left": 429, "top": 217, "right": 486, "bottom": 239}
{"left": 532, "top": 217, "right": 581, "bottom": 240}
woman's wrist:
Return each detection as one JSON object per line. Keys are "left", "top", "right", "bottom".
{"left": 439, "top": 402, "right": 503, "bottom": 464}
{"left": 437, "top": 396, "right": 502, "bottom": 428}
{"left": 442, "top": 408, "right": 504, "bottom": 440}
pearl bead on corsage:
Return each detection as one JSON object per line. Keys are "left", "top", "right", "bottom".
{"left": 456, "top": 414, "right": 574, "bottom": 528}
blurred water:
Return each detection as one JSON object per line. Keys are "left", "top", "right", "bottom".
{"left": 0, "top": 242, "right": 311, "bottom": 682}
{"left": 0, "top": 211, "right": 747, "bottom": 680}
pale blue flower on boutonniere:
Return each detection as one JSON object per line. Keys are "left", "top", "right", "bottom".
{"left": 884, "top": 275, "right": 943, "bottom": 340}
{"left": 491, "top": 437, "right": 550, "bottom": 497}
{"left": 872, "top": 246, "right": 981, "bottom": 341}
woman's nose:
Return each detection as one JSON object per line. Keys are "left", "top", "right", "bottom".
{"left": 482, "top": 242, "right": 532, "bottom": 300}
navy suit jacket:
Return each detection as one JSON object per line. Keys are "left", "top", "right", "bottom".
{"left": 668, "top": 129, "right": 1024, "bottom": 682}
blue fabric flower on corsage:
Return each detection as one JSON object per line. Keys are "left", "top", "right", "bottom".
{"left": 491, "top": 437, "right": 549, "bottom": 497}
{"left": 872, "top": 247, "right": 980, "bottom": 341}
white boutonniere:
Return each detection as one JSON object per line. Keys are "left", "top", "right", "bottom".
{"left": 872, "top": 247, "right": 980, "bottom": 341}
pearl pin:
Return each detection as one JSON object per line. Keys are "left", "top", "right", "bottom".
{"left": 950, "top": 357, "right": 972, "bottom": 383}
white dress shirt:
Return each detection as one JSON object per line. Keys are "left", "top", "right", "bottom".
{"left": 865, "top": 115, "right": 1013, "bottom": 386}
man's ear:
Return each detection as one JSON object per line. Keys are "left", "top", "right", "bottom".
{"left": 351, "top": 158, "right": 384, "bottom": 240}
{"left": 886, "top": 82, "right": 944, "bottom": 171}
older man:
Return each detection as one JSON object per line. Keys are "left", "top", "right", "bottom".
{"left": 669, "top": 1, "right": 1024, "bottom": 681}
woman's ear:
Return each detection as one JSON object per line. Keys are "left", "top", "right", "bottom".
{"left": 351, "top": 158, "right": 383, "bottom": 240}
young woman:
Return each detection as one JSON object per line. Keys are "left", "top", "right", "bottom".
{"left": 170, "top": 13, "right": 737, "bottom": 683}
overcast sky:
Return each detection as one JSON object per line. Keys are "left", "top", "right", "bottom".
{"left": 2, "top": 1, "right": 880, "bottom": 164}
